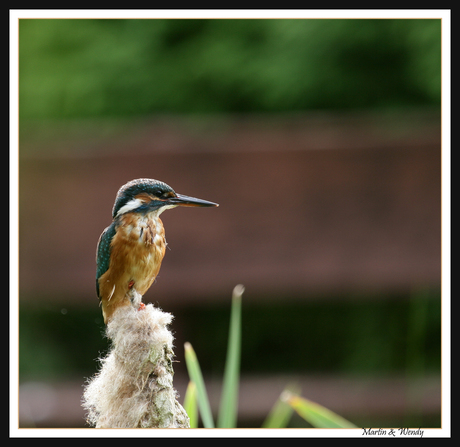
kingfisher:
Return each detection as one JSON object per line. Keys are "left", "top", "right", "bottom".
{"left": 96, "top": 178, "right": 218, "bottom": 324}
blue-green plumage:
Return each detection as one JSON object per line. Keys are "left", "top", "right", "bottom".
{"left": 96, "top": 222, "right": 117, "bottom": 299}
{"left": 112, "top": 180, "right": 174, "bottom": 218}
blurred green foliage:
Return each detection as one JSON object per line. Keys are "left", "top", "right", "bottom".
{"left": 183, "top": 291, "right": 441, "bottom": 376}
{"left": 19, "top": 304, "right": 108, "bottom": 380}
{"left": 19, "top": 290, "right": 441, "bottom": 381}
{"left": 19, "top": 18, "right": 441, "bottom": 120}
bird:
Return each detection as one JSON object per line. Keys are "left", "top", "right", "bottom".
{"left": 96, "top": 178, "right": 218, "bottom": 324}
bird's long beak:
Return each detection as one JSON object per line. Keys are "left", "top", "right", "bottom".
{"left": 170, "top": 193, "right": 219, "bottom": 208}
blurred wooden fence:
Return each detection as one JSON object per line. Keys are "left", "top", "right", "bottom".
{"left": 19, "top": 110, "right": 441, "bottom": 305}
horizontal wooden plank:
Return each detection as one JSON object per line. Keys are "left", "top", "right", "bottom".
{"left": 18, "top": 373, "right": 441, "bottom": 428}
{"left": 18, "top": 111, "right": 441, "bottom": 305}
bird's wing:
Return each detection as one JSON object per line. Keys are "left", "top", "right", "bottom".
{"left": 95, "top": 222, "right": 117, "bottom": 299}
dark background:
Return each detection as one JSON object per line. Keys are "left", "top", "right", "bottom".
{"left": 17, "top": 18, "right": 442, "bottom": 428}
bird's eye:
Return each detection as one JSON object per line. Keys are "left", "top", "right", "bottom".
{"left": 160, "top": 191, "right": 174, "bottom": 199}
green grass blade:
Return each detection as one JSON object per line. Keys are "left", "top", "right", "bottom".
{"left": 284, "top": 392, "right": 356, "bottom": 428}
{"left": 261, "top": 395, "right": 294, "bottom": 428}
{"left": 183, "top": 381, "right": 198, "bottom": 428}
{"left": 217, "top": 284, "right": 244, "bottom": 428}
{"left": 261, "top": 385, "right": 299, "bottom": 428}
{"left": 184, "top": 342, "right": 215, "bottom": 428}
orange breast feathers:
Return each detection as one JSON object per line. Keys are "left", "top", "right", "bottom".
{"left": 98, "top": 213, "right": 166, "bottom": 323}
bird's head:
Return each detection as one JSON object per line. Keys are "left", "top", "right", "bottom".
{"left": 112, "top": 178, "right": 218, "bottom": 219}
